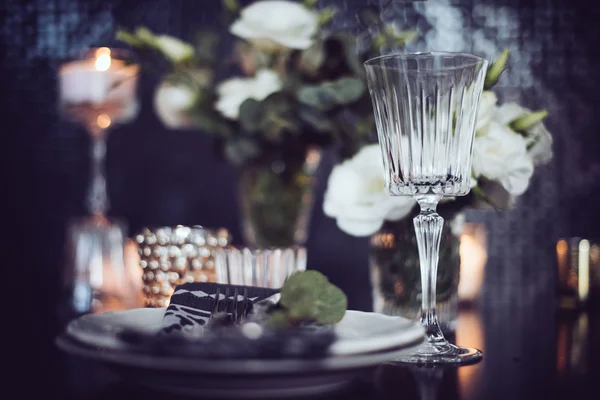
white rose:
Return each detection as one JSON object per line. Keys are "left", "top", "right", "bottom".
{"left": 495, "top": 102, "right": 553, "bottom": 165}
{"left": 323, "top": 144, "right": 416, "bottom": 237}
{"left": 153, "top": 81, "right": 198, "bottom": 129}
{"left": 475, "top": 91, "right": 498, "bottom": 134}
{"left": 153, "top": 35, "right": 194, "bottom": 63}
{"left": 472, "top": 120, "right": 534, "bottom": 196}
{"left": 215, "top": 69, "right": 282, "bottom": 119}
{"left": 230, "top": 0, "right": 319, "bottom": 51}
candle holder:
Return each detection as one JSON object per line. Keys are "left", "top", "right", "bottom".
{"left": 58, "top": 47, "right": 140, "bottom": 318}
{"left": 58, "top": 47, "right": 139, "bottom": 217}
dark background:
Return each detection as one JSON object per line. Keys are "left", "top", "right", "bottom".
{"left": 3, "top": 0, "right": 600, "bottom": 395}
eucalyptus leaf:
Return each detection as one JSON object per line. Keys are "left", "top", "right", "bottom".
{"left": 327, "top": 77, "right": 365, "bottom": 104}
{"left": 297, "top": 78, "right": 365, "bottom": 111}
{"left": 239, "top": 98, "right": 262, "bottom": 133}
{"left": 280, "top": 270, "right": 347, "bottom": 324}
{"left": 314, "top": 284, "right": 347, "bottom": 325}
{"left": 224, "top": 137, "right": 261, "bottom": 166}
{"left": 297, "top": 85, "right": 337, "bottom": 111}
{"left": 298, "top": 106, "right": 335, "bottom": 133}
{"left": 260, "top": 110, "right": 299, "bottom": 141}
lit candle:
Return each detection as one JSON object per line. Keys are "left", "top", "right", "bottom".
{"left": 59, "top": 47, "right": 139, "bottom": 106}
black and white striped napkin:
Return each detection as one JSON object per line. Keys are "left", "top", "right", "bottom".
{"left": 117, "top": 281, "right": 336, "bottom": 359}
{"left": 161, "top": 282, "right": 279, "bottom": 336}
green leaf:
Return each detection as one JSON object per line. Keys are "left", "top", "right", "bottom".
{"left": 509, "top": 109, "right": 548, "bottom": 134}
{"left": 317, "top": 7, "right": 337, "bottom": 26}
{"left": 324, "top": 33, "right": 364, "bottom": 76}
{"left": 115, "top": 29, "right": 143, "bottom": 47}
{"left": 135, "top": 27, "right": 156, "bottom": 44}
{"left": 327, "top": 77, "right": 365, "bottom": 103}
{"left": 297, "top": 85, "right": 337, "bottom": 111}
{"left": 222, "top": 0, "right": 239, "bottom": 12}
{"left": 280, "top": 270, "right": 347, "bottom": 324}
{"left": 224, "top": 137, "right": 261, "bottom": 166}
{"left": 260, "top": 110, "right": 299, "bottom": 141}
{"left": 266, "top": 310, "right": 293, "bottom": 330}
{"left": 297, "top": 78, "right": 365, "bottom": 111}
{"left": 313, "top": 284, "right": 347, "bottom": 324}
{"left": 239, "top": 99, "right": 262, "bottom": 133}
{"left": 298, "top": 106, "right": 335, "bottom": 133}
{"left": 484, "top": 49, "right": 510, "bottom": 90}
{"left": 471, "top": 185, "right": 502, "bottom": 213}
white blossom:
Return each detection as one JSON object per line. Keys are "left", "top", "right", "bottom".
{"left": 215, "top": 69, "right": 282, "bottom": 119}
{"left": 230, "top": 1, "right": 319, "bottom": 51}
{"left": 323, "top": 144, "right": 416, "bottom": 237}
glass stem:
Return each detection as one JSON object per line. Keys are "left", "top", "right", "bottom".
{"left": 87, "top": 126, "right": 108, "bottom": 217}
{"left": 414, "top": 194, "right": 445, "bottom": 344}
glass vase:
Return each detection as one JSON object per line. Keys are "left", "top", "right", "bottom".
{"left": 237, "top": 146, "right": 322, "bottom": 248}
{"left": 369, "top": 216, "right": 460, "bottom": 335}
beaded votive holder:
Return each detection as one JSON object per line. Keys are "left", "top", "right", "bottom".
{"left": 135, "top": 225, "right": 231, "bottom": 307}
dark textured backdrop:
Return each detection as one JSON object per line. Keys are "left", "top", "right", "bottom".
{"left": 3, "top": 1, "right": 600, "bottom": 391}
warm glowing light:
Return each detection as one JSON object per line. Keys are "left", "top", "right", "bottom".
{"left": 457, "top": 310, "right": 484, "bottom": 398}
{"left": 557, "top": 239, "right": 568, "bottom": 256}
{"left": 94, "top": 47, "right": 112, "bottom": 71}
{"left": 578, "top": 239, "right": 590, "bottom": 302}
{"left": 96, "top": 114, "right": 112, "bottom": 128}
{"left": 458, "top": 224, "right": 487, "bottom": 302}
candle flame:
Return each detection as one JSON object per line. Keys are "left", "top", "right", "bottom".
{"left": 97, "top": 114, "right": 111, "bottom": 128}
{"left": 95, "top": 47, "right": 112, "bottom": 71}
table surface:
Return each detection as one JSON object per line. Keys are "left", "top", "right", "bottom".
{"left": 18, "top": 298, "right": 599, "bottom": 400}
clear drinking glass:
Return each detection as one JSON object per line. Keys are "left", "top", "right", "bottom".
{"left": 364, "top": 52, "right": 488, "bottom": 364}
{"left": 214, "top": 246, "right": 307, "bottom": 288}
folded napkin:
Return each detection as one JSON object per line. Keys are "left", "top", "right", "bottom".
{"left": 161, "top": 282, "right": 279, "bottom": 336}
{"left": 118, "top": 282, "right": 336, "bottom": 359}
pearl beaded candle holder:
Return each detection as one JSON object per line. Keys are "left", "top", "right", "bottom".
{"left": 135, "top": 226, "right": 231, "bottom": 308}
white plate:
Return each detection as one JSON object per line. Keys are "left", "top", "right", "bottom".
{"left": 57, "top": 319, "right": 424, "bottom": 399}
{"left": 65, "top": 308, "right": 424, "bottom": 356}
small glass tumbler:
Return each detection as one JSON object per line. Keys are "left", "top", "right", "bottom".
{"left": 61, "top": 217, "right": 141, "bottom": 319}
{"left": 214, "top": 246, "right": 307, "bottom": 288}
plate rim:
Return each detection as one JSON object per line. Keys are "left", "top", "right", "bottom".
{"left": 64, "top": 308, "right": 425, "bottom": 357}
{"left": 55, "top": 333, "right": 424, "bottom": 375}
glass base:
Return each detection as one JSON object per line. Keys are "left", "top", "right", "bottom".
{"left": 391, "top": 340, "right": 482, "bottom": 365}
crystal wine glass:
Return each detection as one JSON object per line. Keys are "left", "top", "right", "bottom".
{"left": 364, "top": 52, "right": 488, "bottom": 365}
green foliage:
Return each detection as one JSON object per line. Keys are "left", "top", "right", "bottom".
{"left": 297, "top": 78, "right": 366, "bottom": 111}
{"left": 509, "top": 109, "right": 548, "bottom": 134}
{"left": 279, "top": 270, "right": 347, "bottom": 325}
{"left": 116, "top": 2, "right": 419, "bottom": 167}
{"left": 484, "top": 49, "right": 510, "bottom": 90}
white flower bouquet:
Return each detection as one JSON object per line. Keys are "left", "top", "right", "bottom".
{"left": 323, "top": 50, "right": 554, "bottom": 237}
{"left": 116, "top": 0, "right": 416, "bottom": 166}
{"left": 116, "top": 1, "right": 417, "bottom": 246}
